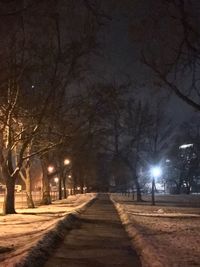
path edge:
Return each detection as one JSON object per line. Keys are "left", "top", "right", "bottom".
{"left": 14, "top": 196, "right": 97, "bottom": 267}
{"left": 110, "top": 195, "right": 170, "bottom": 267}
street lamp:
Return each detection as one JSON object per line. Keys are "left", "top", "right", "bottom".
{"left": 54, "top": 177, "right": 59, "bottom": 187}
{"left": 150, "top": 166, "right": 162, "bottom": 205}
{"left": 64, "top": 158, "right": 70, "bottom": 165}
{"left": 48, "top": 165, "right": 55, "bottom": 173}
{"left": 63, "top": 159, "right": 71, "bottom": 198}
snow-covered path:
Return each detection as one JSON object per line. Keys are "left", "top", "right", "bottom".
{"left": 44, "top": 194, "right": 141, "bottom": 267}
{"left": 0, "top": 193, "right": 96, "bottom": 267}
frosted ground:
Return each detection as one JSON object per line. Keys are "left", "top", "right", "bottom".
{"left": 0, "top": 193, "right": 199, "bottom": 267}
{"left": 111, "top": 193, "right": 200, "bottom": 267}
{"left": 0, "top": 193, "right": 96, "bottom": 267}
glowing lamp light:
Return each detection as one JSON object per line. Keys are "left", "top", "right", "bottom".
{"left": 54, "top": 177, "right": 59, "bottom": 183}
{"left": 150, "top": 166, "right": 162, "bottom": 178}
{"left": 48, "top": 165, "right": 54, "bottom": 173}
{"left": 64, "top": 159, "right": 70, "bottom": 165}
{"left": 150, "top": 166, "right": 162, "bottom": 206}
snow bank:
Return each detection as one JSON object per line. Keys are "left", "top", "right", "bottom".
{"left": 14, "top": 196, "right": 96, "bottom": 267}
{"left": 0, "top": 193, "right": 96, "bottom": 267}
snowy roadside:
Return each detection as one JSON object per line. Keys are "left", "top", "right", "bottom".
{"left": 110, "top": 193, "right": 200, "bottom": 267}
{"left": 0, "top": 193, "right": 97, "bottom": 267}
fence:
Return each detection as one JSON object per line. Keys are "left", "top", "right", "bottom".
{"left": 0, "top": 190, "right": 59, "bottom": 212}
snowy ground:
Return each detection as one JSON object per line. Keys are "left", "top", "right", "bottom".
{"left": 0, "top": 193, "right": 96, "bottom": 267}
{"left": 111, "top": 193, "right": 200, "bottom": 267}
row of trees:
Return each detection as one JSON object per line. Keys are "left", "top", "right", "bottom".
{"left": 58, "top": 0, "right": 200, "bottom": 198}
{"left": 1, "top": 0, "right": 200, "bottom": 215}
{"left": 81, "top": 83, "right": 200, "bottom": 197}
{"left": 125, "top": 0, "right": 200, "bottom": 110}
{"left": 0, "top": 0, "right": 109, "bottom": 214}
{"left": 104, "top": 0, "right": 200, "bottom": 196}
{"left": 74, "top": 82, "right": 174, "bottom": 200}
{"left": 3, "top": 74, "right": 198, "bottom": 214}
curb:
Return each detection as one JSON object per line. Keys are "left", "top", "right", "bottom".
{"left": 110, "top": 195, "right": 169, "bottom": 267}
{"left": 14, "top": 196, "right": 97, "bottom": 267}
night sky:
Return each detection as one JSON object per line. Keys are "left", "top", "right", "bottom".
{"left": 0, "top": 0, "right": 197, "bottom": 130}
{"left": 2, "top": 0, "right": 197, "bottom": 124}
{"left": 87, "top": 0, "right": 197, "bottom": 125}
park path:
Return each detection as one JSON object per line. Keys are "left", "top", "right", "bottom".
{"left": 44, "top": 194, "right": 141, "bottom": 267}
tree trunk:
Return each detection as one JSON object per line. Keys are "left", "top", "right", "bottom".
{"left": 132, "top": 191, "right": 135, "bottom": 200}
{"left": 25, "top": 174, "right": 35, "bottom": 208}
{"left": 41, "top": 176, "right": 51, "bottom": 205}
{"left": 58, "top": 176, "right": 62, "bottom": 200}
{"left": 41, "top": 160, "right": 51, "bottom": 205}
{"left": 152, "top": 178, "right": 155, "bottom": 205}
{"left": 73, "top": 174, "right": 77, "bottom": 195}
{"left": 73, "top": 184, "right": 76, "bottom": 195}
{"left": 3, "top": 173, "right": 16, "bottom": 215}
{"left": 80, "top": 179, "right": 84, "bottom": 194}
{"left": 186, "top": 183, "right": 191, "bottom": 194}
{"left": 135, "top": 177, "right": 142, "bottom": 201}
{"left": 176, "top": 174, "right": 184, "bottom": 194}
{"left": 176, "top": 181, "right": 182, "bottom": 194}
{"left": 63, "top": 176, "right": 67, "bottom": 199}
{"left": 81, "top": 186, "right": 84, "bottom": 194}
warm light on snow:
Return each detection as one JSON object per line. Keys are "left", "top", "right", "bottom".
{"left": 0, "top": 193, "right": 96, "bottom": 266}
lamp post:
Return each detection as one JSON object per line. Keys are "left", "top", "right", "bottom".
{"left": 150, "top": 166, "right": 162, "bottom": 205}
{"left": 54, "top": 177, "right": 59, "bottom": 187}
{"left": 53, "top": 177, "right": 58, "bottom": 200}
{"left": 47, "top": 165, "right": 55, "bottom": 174}
{"left": 47, "top": 159, "right": 71, "bottom": 200}
{"left": 63, "top": 158, "right": 71, "bottom": 198}
{"left": 64, "top": 158, "right": 70, "bottom": 166}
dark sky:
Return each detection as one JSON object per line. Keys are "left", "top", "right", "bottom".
{"left": 92, "top": 2, "right": 196, "bottom": 125}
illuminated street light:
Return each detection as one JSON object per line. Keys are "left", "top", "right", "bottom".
{"left": 54, "top": 177, "right": 59, "bottom": 190}
{"left": 54, "top": 177, "right": 59, "bottom": 183}
{"left": 48, "top": 165, "right": 54, "bottom": 173}
{"left": 64, "top": 158, "right": 70, "bottom": 165}
{"left": 150, "top": 166, "right": 162, "bottom": 179}
{"left": 179, "top": 144, "right": 193, "bottom": 149}
{"left": 150, "top": 166, "right": 162, "bottom": 205}
{"left": 83, "top": 186, "right": 87, "bottom": 193}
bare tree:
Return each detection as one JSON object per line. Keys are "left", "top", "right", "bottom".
{"left": 128, "top": 0, "right": 200, "bottom": 110}
{"left": 0, "top": 0, "right": 108, "bottom": 214}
